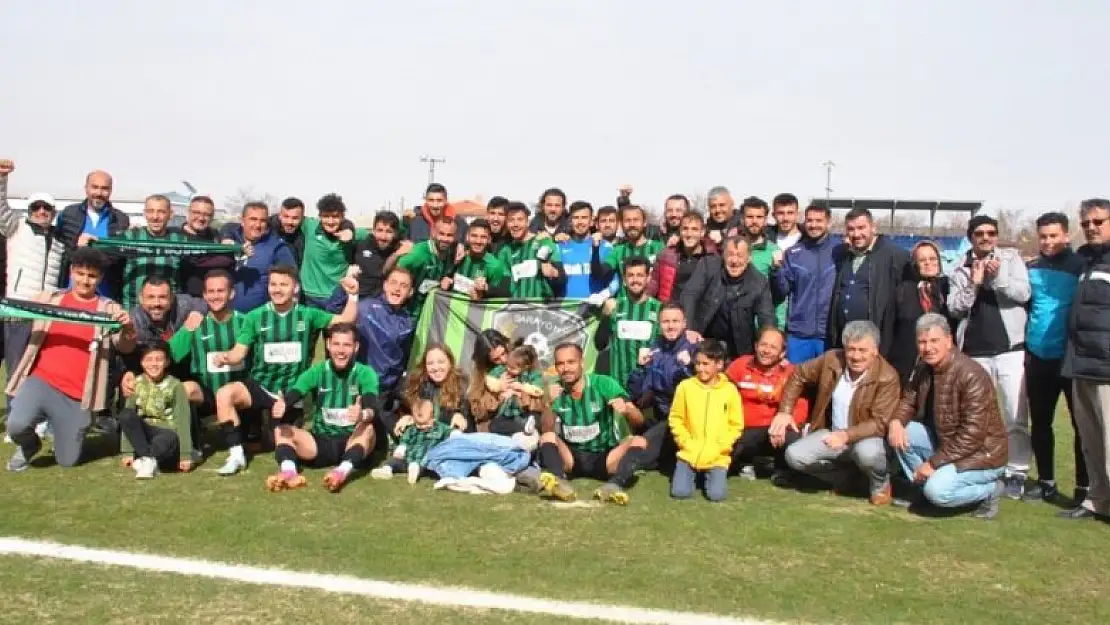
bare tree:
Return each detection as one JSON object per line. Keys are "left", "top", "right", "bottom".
{"left": 223, "top": 187, "right": 280, "bottom": 219}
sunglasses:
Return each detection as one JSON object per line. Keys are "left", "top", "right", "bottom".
{"left": 28, "top": 203, "right": 54, "bottom": 213}
{"left": 1080, "top": 217, "right": 1108, "bottom": 229}
{"left": 972, "top": 230, "right": 997, "bottom": 238}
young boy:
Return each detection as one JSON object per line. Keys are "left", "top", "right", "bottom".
{"left": 668, "top": 339, "right": 744, "bottom": 502}
{"left": 371, "top": 399, "right": 453, "bottom": 484}
{"left": 118, "top": 342, "right": 197, "bottom": 479}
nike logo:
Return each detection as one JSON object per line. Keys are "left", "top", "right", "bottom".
{"left": 318, "top": 387, "right": 331, "bottom": 393}
{"left": 259, "top": 325, "right": 273, "bottom": 332}
{"left": 200, "top": 334, "right": 214, "bottom": 341}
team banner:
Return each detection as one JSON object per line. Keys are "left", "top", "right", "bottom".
{"left": 0, "top": 297, "right": 123, "bottom": 329}
{"left": 90, "top": 237, "right": 243, "bottom": 258}
{"left": 409, "top": 290, "right": 600, "bottom": 374}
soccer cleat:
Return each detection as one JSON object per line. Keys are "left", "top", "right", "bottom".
{"left": 538, "top": 471, "right": 577, "bottom": 502}
{"left": 407, "top": 462, "right": 421, "bottom": 485}
{"left": 217, "top": 454, "right": 246, "bottom": 476}
{"left": 323, "top": 469, "right": 349, "bottom": 493}
{"left": 265, "top": 470, "right": 306, "bottom": 492}
{"left": 134, "top": 457, "right": 157, "bottom": 479}
{"left": 972, "top": 480, "right": 1004, "bottom": 520}
{"left": 593, "top": 482, "right": 630, "bottom": 506}
{"left": 370, "top": 466, "right": 394, "bottom": 480}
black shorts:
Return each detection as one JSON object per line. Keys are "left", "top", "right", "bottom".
{"left": 568, "top": 446, "right": 613, "bottom": 481}
{"left": 186, "top": 382, "right": 216, "bottom": 417}
{"left": 309, "top": 432, "right": 349, "bottom": 468}
{"left": 242, "top": 380, "right": 303, "bottom": 424}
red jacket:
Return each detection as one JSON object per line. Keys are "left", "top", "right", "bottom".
{"left": 725, "top": 356, "right": 808, "bottom": 429}
{"left": 648, "top": 238, "right": 717, "bottom": 303}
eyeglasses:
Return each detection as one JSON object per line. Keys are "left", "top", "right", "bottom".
{"left": 972, "top": 230, "right": 997, "bottom": 238}
{"left": 28, "top": 203, "right": 54, "bottom": 213}
{"left": 1080, "top": 217, "right": 1108, "bottom": 229}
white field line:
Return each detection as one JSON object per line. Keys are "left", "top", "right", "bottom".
{"left": 0, "top": 537, "right": 784, "bottom": 625}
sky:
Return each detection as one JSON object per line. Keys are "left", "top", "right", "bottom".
{"left": 1, "top": 1, "right": 1107, "bottom": 217}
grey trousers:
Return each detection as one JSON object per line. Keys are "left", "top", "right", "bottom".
{"left": 784, "top": 429, "right": 889, "bottom": 494}
{"left": 7, "top": 376, "right": 90, "bottom": 467}
{"left": 4, "top": 321, "right": 31, "bottom": 394}
{"left": 1072, "top": 379, "right": 1110, "bottom": 514}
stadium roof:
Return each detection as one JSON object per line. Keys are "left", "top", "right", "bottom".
{"left": 808, "top": 198, "right": 982, "bottom": 215}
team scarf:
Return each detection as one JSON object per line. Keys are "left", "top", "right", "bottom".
{"left": 0, "top": 297, "right": 123, "bottom": 330}
{"left": 90, "top": 237, "right": 242, "bottom": 258}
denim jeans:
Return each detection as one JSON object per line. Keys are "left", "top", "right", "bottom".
{"left": 895, "top": 422, "right": 1003, "bottom": 507}
{"left": 784, "top": 430, "right": 889, "bottom": 494}
{"left": 786, "top": 335, "right": 826, "bottom": 364}
{"left": 671, "top": 460, "right": 728, "bottom": 502}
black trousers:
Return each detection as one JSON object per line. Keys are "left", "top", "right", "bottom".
{"left": 731, "top": 426, "right": 800, "bottom": 472}
{"left": 1026, "top": 352, "right": 1088, "bottom": 487}
{"left": 118, "top": 408, "right": 180, "bottom": 470}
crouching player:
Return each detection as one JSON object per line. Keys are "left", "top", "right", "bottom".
{"left": 537, "top": 342, "right": 648, "bottom": 505}
{"left": 265, "top": 323, "right": 381, "bottom": 493}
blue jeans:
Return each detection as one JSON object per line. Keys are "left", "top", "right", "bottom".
{"left": 895, "top": 422, "right": 1004, "bottom": 507}
{"left": 786, "top": 335, "right": 826, "bottom": 365}
{"left": 671, "top": 460, "right": 728, "bottom": 502}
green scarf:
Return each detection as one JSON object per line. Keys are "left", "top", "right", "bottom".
{"left": 90, "top": 237, "right": 242, "bottom": 257}
{"left": 0, "top": 297, "right": 122, "bottom": 329}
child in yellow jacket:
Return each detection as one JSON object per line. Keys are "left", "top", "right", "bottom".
{"left": 668, "top": 339, "right": 744, "bottom": 501}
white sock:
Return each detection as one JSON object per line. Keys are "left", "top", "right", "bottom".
{"left": 229, "top": 445, "right": 245, "bottom": 460}
{"left": 280, "top": 460, "right": 296, "bottom": 473}
{"left": 336, "top": 461, "right": 353, "bottom": 474}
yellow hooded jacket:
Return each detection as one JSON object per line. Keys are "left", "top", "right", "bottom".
{"left": 668, "top": 373, "right": 744, "bottom": 471}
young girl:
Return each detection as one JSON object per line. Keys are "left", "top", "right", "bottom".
{"left": 371, "top": 399, "right": 454, "bottom": 484}
{"left": 668, "top": 339, "right": 744, "bottom": 502}
{"left": 395, "top": 344, "right": 471, "bottom": 435}
{"left": 118, "top": 342, "right": 197, "bottom": 479}
{"left": 477, "top": 344, "right": 544, "bottom": 435}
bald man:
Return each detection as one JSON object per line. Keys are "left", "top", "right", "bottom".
{"left": 55, "top": 170, "right": 130, "bottom": 300}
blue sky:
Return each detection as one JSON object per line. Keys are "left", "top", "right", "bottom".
{"left": 1, "top": 1, "right": 1107, "bottom": 216}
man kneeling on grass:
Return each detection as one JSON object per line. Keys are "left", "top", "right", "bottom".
{"left": 537, "top": 342, "right": 647, "bottom": 505}
{"left": 119, "top": 342, "right": 196, "bottom": 478}
{"left": 886, "top": 313, "right": 1008, "bottom": 519}
{"left": 265, "top": 323, "right": 381, "bottom": 493}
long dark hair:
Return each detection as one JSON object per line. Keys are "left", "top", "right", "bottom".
{"left": 467, "top": 329, "right": 511, "bottom": 410}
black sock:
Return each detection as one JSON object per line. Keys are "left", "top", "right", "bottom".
{"left": 341, "top": 444, "right": 366, "bottom": 467}
{"left": 611, "top": 447, "right": 646, "bottom": 487}
{"left": 221, "top": 422, "right": 242, "bottom": 448}
{"left": 539, "top": 443, "right": 566, "bottom": 479}
{"left": 274, "top": 443, "right": 297, "bottom": 466}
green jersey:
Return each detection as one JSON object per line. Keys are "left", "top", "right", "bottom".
{"left": 120, "top": 228, "right": 187, "bottom": 310}
{"left": 398, "top": 421, "right": 452, "bottom": 464}
{"left": 454, "top": 253, "right": 509, "bottom": 296}
{"left": 299, "top": 218, "right": 369, "bottom": 300}
{"left": 289, "top": 361, "right": 379, "bottom": 438}
{"left": 748, "top": 239, "right": 787, "bottom": 326}
{"left": 497, "top": 236, "right": 561, "bottom": 299}
{"left": 606, "top": 295, "right": 661, "bottom": 388}
{"left": 168, "top": 311, "right": 247, "bottom": 393}
{"left": 605, "top": 238, "right": 664, "bottom": 274}
{"left": 397, "top": 240, "right": 453, "bottom": 316}
{"left": 236, "top": 303, "right": 333, "bottom": 392}
{"left": 552, "top": 374, "right": 628, "bottom": 453}
{"left": 488, "top": 365, "right": 544, "bottom": 420}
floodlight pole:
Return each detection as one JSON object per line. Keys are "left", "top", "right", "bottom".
{"left": 420, "top": 155, "right": 446, "bottom": 185}
{"left": 822, "top": 160, "right": 835, "bottom": 209}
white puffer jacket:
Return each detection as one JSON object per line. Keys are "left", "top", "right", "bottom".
{"left": 0, "top": 176, "right": 64, "bottom": 299}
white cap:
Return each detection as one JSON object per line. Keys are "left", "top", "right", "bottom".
{"left": 26, "top": 192, "right": 56, "bottom": 208}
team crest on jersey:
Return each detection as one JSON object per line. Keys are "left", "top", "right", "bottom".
{"left": 297, "top": 321, "right": 307, "bottom": 332}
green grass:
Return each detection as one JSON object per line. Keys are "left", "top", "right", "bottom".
{"left": 1, "top": 363, "right": 1107, "bottom": 625}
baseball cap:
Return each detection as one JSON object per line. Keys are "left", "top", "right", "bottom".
{"left": 26, "top": 192, "right": 57, "bottom": 209}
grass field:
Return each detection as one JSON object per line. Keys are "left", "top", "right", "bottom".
{"left": 0, "top": 400, "right": 1107, "bottom": 625}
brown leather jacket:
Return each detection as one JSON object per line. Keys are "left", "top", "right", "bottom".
{"left": 892, "top": 352, "right": 1008, "bottom": 471}
{"left": 779, "top": 350, "right": 901, "bottom": 443}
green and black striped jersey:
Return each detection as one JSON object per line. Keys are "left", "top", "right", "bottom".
{"left": 167, "top": 312, "right": 246, "bottom": 393}
{"left": 606, "top": 295, "right": 661, "bottom": 388}
{"left": 552, "top": 374, "right": 628, "bottom": 453}
{"left": 605, "top": 238, "right": 664, "bottom": 273}
{"left": 289, "top": 361, "right": 379, "bottom": 437}
{"left": 120, "top": 228, "right": 188, "bottom": 310}
{"left": 397, "top": 240, "right": 454, "bottom": 316}
{"left": 236, "top": 303, "right": 333, "bottom": 393}
{"left": 497, "top": 236, "right": 561, "bottom": 299}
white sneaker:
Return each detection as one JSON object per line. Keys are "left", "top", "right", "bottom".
{"left": 370, "top": 466, "right": 394, "bottom": 480}
{"left": 35, "top": 421, "right": 52, "bottom": 441}
{"left": 217, "top": 454, "right": 246, "bottom": 476}
{"left": 135, "top": 457, "right": 157, "bottom": 479}
{"left": 407, "top": 462, "right": 421, "bottom": 484}
{"left": 739, "top": 465, "right": 757, "bottom": 481}
{"left": 523, "top": 415, "right": 536, "bottom": 436}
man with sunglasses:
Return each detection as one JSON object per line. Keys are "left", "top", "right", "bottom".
{"left": 0, "top": 160, "right": 66, "bottom": 403}
{"left": 948, "top": 214, "right": 1032, "bottom": 500}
